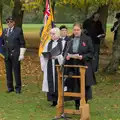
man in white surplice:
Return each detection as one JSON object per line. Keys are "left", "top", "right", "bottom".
{"left": 40, "top": 27, "right": 66, "bottom": 106}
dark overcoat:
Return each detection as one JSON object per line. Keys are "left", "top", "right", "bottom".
{"left": 63, "top": 33, "right": 96, "bottom": 98}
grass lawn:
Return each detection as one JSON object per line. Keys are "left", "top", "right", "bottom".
{"left": 0, "top": 72, "right": 120, "bottom": 120}
{"left": 0, "top": 50, "right": 120, "bottom": 120}
{"left": 3, "top": 24, "right": 112, "bottom": 32}
{"left": 0, "top": 24, "right": 119, "bottom": 120}
{"left": 3, "top": 24, "right": 114, "bottom": 48}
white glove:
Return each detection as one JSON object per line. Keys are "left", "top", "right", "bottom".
{"left": 18, "top": 48, "right": 26, "bottom": 61}
{"left": 18, "top": 55, "right": 24, "bottom": 61}
{"left": 57, "top": 54, "right": 64, "bottom": 65}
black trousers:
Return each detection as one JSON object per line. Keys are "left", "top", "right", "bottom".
{"left": 5, "top": 55, "right": 21, "bottom": 91}
{"left": 75, "top": 86, "right": 92, "bottom": 106}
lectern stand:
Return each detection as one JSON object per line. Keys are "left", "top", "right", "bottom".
{"left": 55, "top": 64, "right": 90, "bottom": 120}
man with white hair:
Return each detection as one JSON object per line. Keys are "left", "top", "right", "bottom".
{"left": 40, "top": 27, "right": 65, "bottom": 106}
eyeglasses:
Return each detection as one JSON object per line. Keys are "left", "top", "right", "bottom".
{"left": 7, "top": 21, "right": 13, "bottom": 23}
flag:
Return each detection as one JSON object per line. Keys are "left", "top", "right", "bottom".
{"left": 0, "top": 13, "right": 4, "bottom": 58}
{"left": 38, "top": 0, "right": 54, "bottom": 56}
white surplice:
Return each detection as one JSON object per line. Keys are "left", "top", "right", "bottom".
{"left": 40, "top": 39, "right": 66, "bottom": 92}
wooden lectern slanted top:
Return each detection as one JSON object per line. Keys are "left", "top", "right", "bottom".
{"left": 55, "top": 64, "right": 90, "bottom": 120}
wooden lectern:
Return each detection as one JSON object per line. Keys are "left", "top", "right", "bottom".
{"left": 55, "top": 64, "right": 90, "bottom": 120}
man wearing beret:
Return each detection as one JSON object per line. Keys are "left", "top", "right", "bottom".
{"left": 1, "top": 16, "right": 26, "bottom": 94}
{"left": 59, "top": 25, "right": 69, "bottom": 42}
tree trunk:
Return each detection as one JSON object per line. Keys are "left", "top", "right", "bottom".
{"left": 97, "top": 4, "right": 109, "bottom": 33}
{"left": 12, "top": 0, "right": 24, "bottom": 28}
{"left": 104, "top": 26, "right": 120, "bottom": 73}
{"left": 83, "top": 0, "right": 89, "bottom": 21}
{"left": 97, "top": 4, "right": 109, "bottom": 47}
{"left": 0, "top": 2, "right": 2, "bottom": 18}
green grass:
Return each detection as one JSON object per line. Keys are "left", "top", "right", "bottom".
{"left": 3, "top": 24, "right": 114, "bottom": 48}
{"left": 0, "top": 72, "right": 120, "bottom": 120}
{"left": 3, "top": 24, "right": 112, "bottom": 32}
{"left": 3, "top": 24, "right": 74, "bottom": 33}
{"left": 0, "top": 24, "right": 117, "bottom": 119}
{"left": 3, "top": 24, "right": 114, "bottom": 47}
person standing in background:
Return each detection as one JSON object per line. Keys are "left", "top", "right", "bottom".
{"left": 59, "top": 25, "right": 69, "bottom": 41}
{"left": 83, "top": 12, "right": 105, "bottom": 72}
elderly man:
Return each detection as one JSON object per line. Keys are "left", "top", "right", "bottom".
{"left": 2, "top": 16, "right": 26, "bottom": 94}
{"left": 40, "top": 27, "right": 66, "bottom": 106}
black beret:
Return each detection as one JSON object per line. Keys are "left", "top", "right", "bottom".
{"left": 59, "top": 25, "right": 67, "bottom": 30}
{"left": 6, "top": 16, "right": 15, "bottom": 21}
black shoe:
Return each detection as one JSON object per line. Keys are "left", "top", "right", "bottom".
{"left": 51, "top": 101, "right": 57, "bottom": 107}
{"left": 6, "top": 90, "right": 14, "bottom": 93}
{"left": 16, "top": 90, "right": 21, "bottom": 94}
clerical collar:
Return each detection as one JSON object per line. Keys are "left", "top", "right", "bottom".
{"left": 60, "top": 36, "right": 65, "bottom": 39}
{"left": 52, "top": 38, "right": 59, "bottom": 42}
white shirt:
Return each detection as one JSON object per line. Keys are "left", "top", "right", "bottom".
{"left": 7, "top": 26, "right": 14, "bottom": 35}
{"left": 8, "top": 26, "right": 14, "bottom": 32}
{"left": 61, "top": 36, "right": 65, "bottom": 40}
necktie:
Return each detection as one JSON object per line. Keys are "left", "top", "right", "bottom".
{"left": 8, "top": 28, "right": 12, "bottom": 36}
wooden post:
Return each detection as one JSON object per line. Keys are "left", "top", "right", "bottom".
{"left": 80, "top": 67, "right": 86, "bottom": 106}
{"left": 56, "top": 66, "right": 63, "bottom": 118}
{"left": 80, "top": 67, "right": 90, "bottom": 120}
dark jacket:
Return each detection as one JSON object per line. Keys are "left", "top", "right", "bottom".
{"left": 2, "top": 27, "right": 25, "bottom": 59}
{"left": 83, "top": 19, "right": 104, "bottom": 44}
{"left": 63, "top": 36, "right": 69, "bottom": 41}
{"left": 63, "top": 33, "right": 96, "bottom": 88}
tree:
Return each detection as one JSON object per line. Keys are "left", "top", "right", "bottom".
{"left": 21, "top": 0, "right": 43, "bottom": 12}
{"left": 104, "top": 26, "right": 120, "bottom": 73}
{"left": 97, "top": 4, "right": 109, "bottom": 33}
{"left": 0, "top": 0, "right": 2, "bottom": 17}
{"left": 0, "top": 0, "right": 11, "bottom": 23}
{"left": 57, "top": 0, "right": 91, "bottom": 21}
{"left": 11, "top": 0, "right": 24, "bottom": 28}
{"left": 58, "top": 0, "right": 119, "bottom": 32}
{"left": 19, "top": 0, "right": 45, "bottom": 24}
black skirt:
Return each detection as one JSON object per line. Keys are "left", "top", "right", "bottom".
{"left": 64, "top": 58, "right": 96, "bottom": 100}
